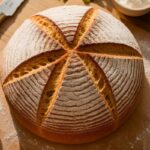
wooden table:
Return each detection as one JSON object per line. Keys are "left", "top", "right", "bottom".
{"left": 0, "top": 0, "right": 150, "bottom": 150}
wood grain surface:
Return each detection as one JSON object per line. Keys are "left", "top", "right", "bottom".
{"left": 0, "top": 0, "right": 150, "bottom": 149}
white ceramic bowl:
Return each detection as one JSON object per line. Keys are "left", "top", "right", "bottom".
{"left": 112, "top": 0, "right": 150, "bottom": 16}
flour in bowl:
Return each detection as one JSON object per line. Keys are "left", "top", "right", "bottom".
{"left": 117, "top": 0, "right": 150, "bottom": 9}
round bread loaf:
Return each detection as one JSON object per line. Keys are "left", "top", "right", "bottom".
{"left": 1, "top": 5, "right": 144, "bottom": 144}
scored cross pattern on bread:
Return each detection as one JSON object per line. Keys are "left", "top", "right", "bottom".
{"left": 1, "top": 6, "right": 144, "bottom": 144}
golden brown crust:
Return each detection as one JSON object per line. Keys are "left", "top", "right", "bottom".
{"left": 77, "top": 43, "right": 142, "bottom": 59}
{"left": 8, "top": 96, "right": 137, "bottom": 144}
{"left": 2, "top": 6, "right": 144, "bottom": 144}
{"left": 37, "top": 55, "right": 69, "bottom": 124}
{"left": 72, "top": 8, "right": 97, "bottom": 49}
{"left": 31, "top": 15, "right": 70, "bottom": 50}
{"left": 78, "top": 53, "right": 118, "bottom": 127}
{"left": 3, "top": 49, "right": 67, "bottom": 87}
{"left": 9, "top": 101, "right": 114, "bottom": 144}
{"left": 6, "top": 76, "right": 142, "bottom": 144}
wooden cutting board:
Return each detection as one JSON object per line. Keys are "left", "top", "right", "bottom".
{"left": 0, "top": 0, "right": 150, "bottom": 150}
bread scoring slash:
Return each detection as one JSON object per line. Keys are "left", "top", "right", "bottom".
{"left": 1, "top": 5, "right": 144, "bottom": 144}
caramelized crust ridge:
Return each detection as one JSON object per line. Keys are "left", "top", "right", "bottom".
{"left": 3, "top": 49, "right": 67, "bottom": 87}
{"left": 72, "top": 8, "right": 97, "bottom": 49}
{"left": 77, "top": 43, "right": 142, "bottom": 59}
{"left": 37, "top": 55, "right": 70, "bottom": 124}
{"left": 31, "top": 15, "right": 70, "bottom": 50}
{"left": 78, "top": 53, "right": 118, "bottom": 126}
